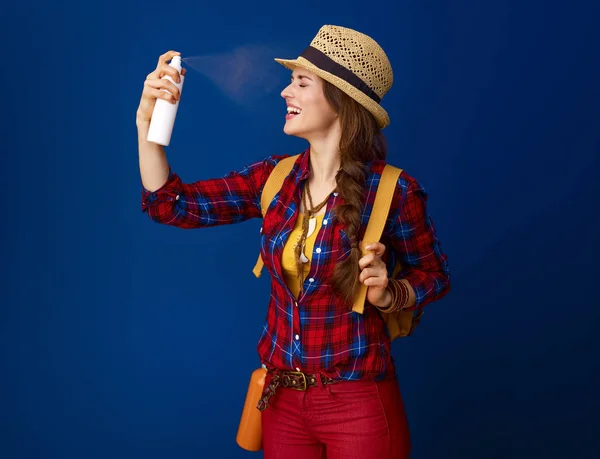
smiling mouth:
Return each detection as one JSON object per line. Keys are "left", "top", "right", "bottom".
{"left": 286, "top": 106, "right": 302, "bottom": 119}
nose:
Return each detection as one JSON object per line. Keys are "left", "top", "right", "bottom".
{"left": 281, "top": 82, "right": 293, "bottom": 100}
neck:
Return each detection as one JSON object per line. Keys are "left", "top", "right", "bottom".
{"left": 307, "top": 128, "right": 342, "bottom": 186}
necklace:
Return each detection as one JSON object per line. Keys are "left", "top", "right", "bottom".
{"left": 295, "top": 183, "right": 336, "bottom": 264}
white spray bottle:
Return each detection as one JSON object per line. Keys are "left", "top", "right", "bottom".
{"left": 147, "top": 56, "right": 185, "bottom": 146}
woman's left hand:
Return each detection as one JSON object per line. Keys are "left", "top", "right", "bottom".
{"left": 358, "top": 242, "right": 390, "bottom": 308}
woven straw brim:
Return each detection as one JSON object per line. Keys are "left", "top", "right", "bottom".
{"left": 275, "top": 56, "right": 390, "bottom": 129}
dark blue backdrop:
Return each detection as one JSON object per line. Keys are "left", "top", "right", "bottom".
{"left": 2, "top": 1, "right": 599, "bottom": 458}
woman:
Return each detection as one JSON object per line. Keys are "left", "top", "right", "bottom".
{"left": 137, "top": 25, "right": 450, "bottom": 459}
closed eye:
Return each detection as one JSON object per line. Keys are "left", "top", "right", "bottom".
{"left": 291, "top": 74, "right": 313, "bottom": 86}
{"left": 290, "top": 79, "right": 308, "bottom": 88}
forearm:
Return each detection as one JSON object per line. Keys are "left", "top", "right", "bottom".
{"left": 387, "top": 174, "right": 451, "bottom": 311}
{"left": 137, "top": 116, "right": 170, "bottom": 192}
{"left": 402, "top": 269, "right": 450, "bottom": 309}
{"left": 140, "top": 149, "right": 285, "bottom": 228}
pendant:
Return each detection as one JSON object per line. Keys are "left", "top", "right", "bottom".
{"left": 300, "top": 240, "right": 309, "bottom": 263}
{"left": 306, "top": 217, "right": 316, "bottom": 238}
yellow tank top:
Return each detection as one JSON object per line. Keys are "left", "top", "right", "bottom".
{"left": 282, "top": 213, "right": 325, "bottom": 298}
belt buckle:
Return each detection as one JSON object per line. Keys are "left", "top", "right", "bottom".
{"left": 288, "top": 371, "right": 307, "bottom": 391}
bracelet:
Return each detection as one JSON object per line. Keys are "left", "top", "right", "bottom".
{"left": 376, "top": 279, "right": 399, "bottom": 314}
{"left": 396, "top": 279, "right": 410, "bottom": 311}
{"left": 375, "top": 278, "right": 410, "bottom": 314}
{"left": 377, "top": 281, "right": 398, "bottom": 314}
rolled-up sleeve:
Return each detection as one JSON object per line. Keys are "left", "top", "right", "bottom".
{"left": 385, "top": 173, "right": 451, "bottom": 310}
{"left": 141, "top": 155, "right": 288, "bottom": 228}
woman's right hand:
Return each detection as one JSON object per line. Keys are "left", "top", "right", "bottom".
{"left": 136, "top": 50, "right": 187, "bottom": 125}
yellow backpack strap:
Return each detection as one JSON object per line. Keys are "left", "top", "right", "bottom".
{"left": 252, "top": 155, "right": 300, "bottom": 278}
{"left": 352, "top": 164, "right": 403, "bottom": 314}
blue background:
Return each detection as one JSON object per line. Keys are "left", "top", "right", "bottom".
{"left": 2, "top": 0, "right": 599, "bottom": 458}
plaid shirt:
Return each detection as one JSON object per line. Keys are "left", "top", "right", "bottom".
{"left": 141, "top": 149, "right": 450, "bottom": 381}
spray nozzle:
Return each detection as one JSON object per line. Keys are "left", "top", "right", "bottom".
{"left": 169, "top": 55, "right": 183, "bottom": 71}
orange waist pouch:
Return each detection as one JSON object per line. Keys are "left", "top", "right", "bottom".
{"left": 236, "top": 367, "right": 267, "bottom": 451}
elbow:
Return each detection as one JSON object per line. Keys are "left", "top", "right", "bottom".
{"left": 410, "top": 267, "right": 451, "bottom": 310}
{"left": 439, "top": 271, "right": 451, "bottom": 301}
{"left": 141, "top": 199, "right": 181, "bottom": 226}
{"left": 433, "top": 265, "right": 451, "bottom": 303}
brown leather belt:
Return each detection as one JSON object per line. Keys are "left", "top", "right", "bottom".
{"left": 280, "top": 370, "right": 339, "bottom": 390}
{"left": 257, "top": 370, "right": 340, "bottom": 411}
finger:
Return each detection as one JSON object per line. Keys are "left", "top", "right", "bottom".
{"left": 363, "top": 276, "right": 387, "bottom": 287}
{"left": 157, "top": 50, "right": 181, "bottom": 68}
{"left": 146, "top": 69, "right": 159, "bottom": 80}
{"left": 358, "top": 253, "right": 377, "bottom": 270}
{"left": 157, "top": 63, "right": 182, "bottom": 83}
{"left": 143, "top": 84, "right": 178, "bottom": 104}
{"left": 146, "top": 62, "right": 181, "bottom": 83}
{"left": 364, "top": 242, "right": 386, "bottom": 257}
{"left": 359, "top": 267, "right": 370, "bottom": 283}
{"left": 359, "top": 267, "right": 386, "bottom": 283}
{"left": 359, "top": 253, "right": 386, "bottom": 270}
{"left": 181, "top": 67, "right": 187, "bottom": 76}
{"left": 145, "top": 78, "right": 181, "bottom": 99}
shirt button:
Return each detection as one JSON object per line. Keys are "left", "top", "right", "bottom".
{"left": 323, "top": 219, "right": 328, "bottom": 225}
{"left": 315, "top": 247, "right": 321, "bottom": 254}
{"left": 294, "top": 301, "right": 298, "bottom": 307}
{"left": 175, "top": 195, "right": 180, "bottom": 200}
{"left": 296, "top": 367, "right": 301, "bottom": 372}
{"left": 295, "top": 334, "right": 300, "bottom": 340}
{"left": 308, "top": 278, "right": 314, "bottom": 283}
{"left": 333, "top": 192, "right": 338, "bottom": 197}
{"left": 259, "top": 226, "right": 263, "bottom": 233}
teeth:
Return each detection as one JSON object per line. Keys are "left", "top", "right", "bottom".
{"left": 287, "top": 106, "right": 302, "bottom": 114}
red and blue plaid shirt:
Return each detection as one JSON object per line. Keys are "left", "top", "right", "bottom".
{"left": 141, "top": 149, "right": 450, "bottom": 381}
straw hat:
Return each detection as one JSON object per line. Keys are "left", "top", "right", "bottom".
{"left": 275, "top": 25, "right": 393, "bottom": 129}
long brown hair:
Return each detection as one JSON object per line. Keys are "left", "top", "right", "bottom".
{"left": 322, "top": 81, "right": 388, "bottom": 307}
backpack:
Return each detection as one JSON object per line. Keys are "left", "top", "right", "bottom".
{"left": 252, "top": 155, "right": 423, "bottom": 340}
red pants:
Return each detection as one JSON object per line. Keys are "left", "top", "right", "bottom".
{"left": 261, "top": 375, "right": 411, "bottom": 458}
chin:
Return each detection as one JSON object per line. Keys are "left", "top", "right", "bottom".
{"left": 283, "top": 123, "right": 306, "bottom": 139}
